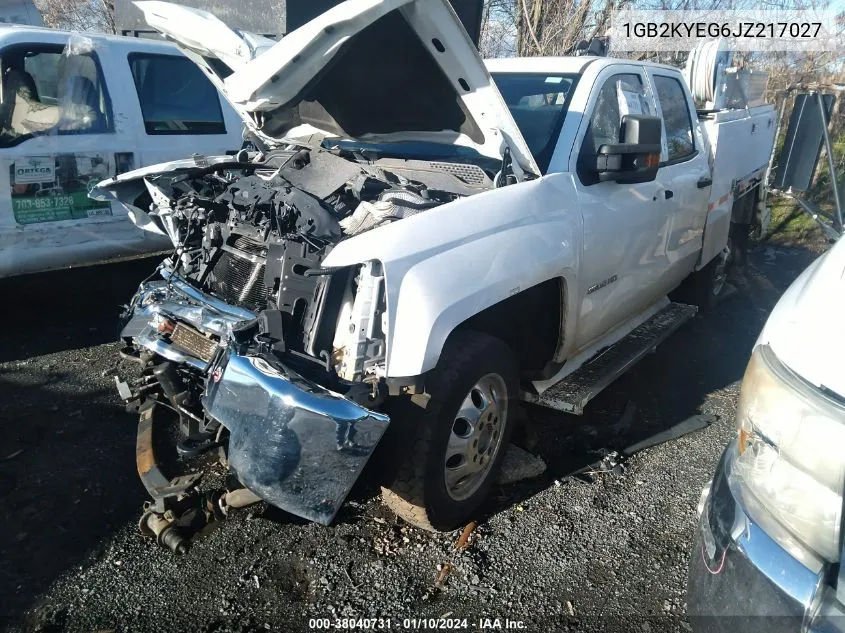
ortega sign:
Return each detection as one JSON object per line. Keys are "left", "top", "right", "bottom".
{"left": 14, "top": 156, "right": 55, "bottom": 184}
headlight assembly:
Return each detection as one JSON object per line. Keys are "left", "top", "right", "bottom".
{"left": 734, "top": 344, "right": 845, "bottom": 562}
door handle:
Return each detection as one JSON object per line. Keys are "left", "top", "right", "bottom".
{"left": 664, "top": 190, "right": 674, "bottom": 199}
{"left": 697, "top": 177, "right": 712, "bottom": 189}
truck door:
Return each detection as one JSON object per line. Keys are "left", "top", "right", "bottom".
{"left": 0, "top": 39, "right": 156, "bottom": 277}
{"left": 570, "top": 67, "right": 672, "bottom": 349}
{"left": 645, "top": 69, "right": 711, "bottom": 290}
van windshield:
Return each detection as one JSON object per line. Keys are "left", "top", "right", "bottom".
{"left": 490, "top": 72, "right": 579, "bottom": 173}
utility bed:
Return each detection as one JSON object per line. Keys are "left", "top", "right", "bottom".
{"left": 701, "top": 105, "right": 777, "bottom": 208}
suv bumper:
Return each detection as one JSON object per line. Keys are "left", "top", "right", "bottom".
{"left": 687, "top": 441, "right": 845, "bottom": 633}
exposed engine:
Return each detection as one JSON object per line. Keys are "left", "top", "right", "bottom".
{"left": 131, "top": 146, "right": 494, "bottom": 386}
{"left": 104, "top": 144, "right": 499, "bottom": 545}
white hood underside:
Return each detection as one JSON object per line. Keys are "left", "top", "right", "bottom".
{"left": 134, "top": 0, "right": 539, "bottom": 175}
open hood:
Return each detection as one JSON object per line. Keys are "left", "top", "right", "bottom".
{"left": 134, "top": 0, "right": 539, "bottom": 175}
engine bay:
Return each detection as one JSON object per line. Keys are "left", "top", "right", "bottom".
{"left": 130, "top": 145, "right": 496, "bottom": 386}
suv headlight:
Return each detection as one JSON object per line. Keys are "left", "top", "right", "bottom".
{"left": 734, "top": 344, "right": 845, "bottom": 562}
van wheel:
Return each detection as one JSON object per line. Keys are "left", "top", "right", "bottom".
{"left": 381, "top": 331, "right": 517, "bottom": 532}
{"left": 672, "top": 247, "right": 730, "bottom": 310}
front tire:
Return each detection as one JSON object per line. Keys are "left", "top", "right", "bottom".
{"left": 381, "top": 331, "right": 518, "bottom": 531}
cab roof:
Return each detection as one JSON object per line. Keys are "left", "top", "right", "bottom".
{"left": 484, "top": 55, "right": 682, "bottom": 76}
{"left": 484, "top": 56, "right": 598, "bottom": 75}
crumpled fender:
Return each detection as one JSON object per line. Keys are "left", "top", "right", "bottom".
{"left": 322, "top": 173, "right": 581, "bottom": 377}
{"left": 90, "top": 156, "right": 239, "bottom": 236}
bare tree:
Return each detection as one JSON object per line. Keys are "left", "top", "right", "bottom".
{"left": 516, "top": 0, "right": 596, "bottom": 56}
{"left": 479, "top": 0, "right": 518, "bottom": 56}
{"left": 34, "top": 0, "right": 116, "bottom": 34}
{"left": 479, "top": 0, "right": 623, "bottom": 58}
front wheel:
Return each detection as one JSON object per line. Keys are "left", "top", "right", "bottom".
{"left": 381, "top": 331, "right": 517, "bottom": 531}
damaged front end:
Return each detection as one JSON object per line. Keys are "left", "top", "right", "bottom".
{"left": 121, "top": 273, "right": 389, "bottom": 543}
{"left": 122, "top": 286, "right": 390, "bottom": 552}
{"left": 102, "top": 141, "right": 495, "bottom": 550}
{"left": 94, "top": 0, "right": 535, "bottom": 548}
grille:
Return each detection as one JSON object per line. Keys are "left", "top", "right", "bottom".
{"left": 208, "top": 237, "right": 268, "bottom": 310}
{"left": 429, "top": 162, "right": 488, "bottom": 186}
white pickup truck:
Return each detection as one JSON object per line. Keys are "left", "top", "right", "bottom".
{"left": 94, "top": 0, "right": 776, "bottom": 545}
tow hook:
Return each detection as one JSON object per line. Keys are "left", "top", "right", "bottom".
{"left": 139, "top": 511, "right": 190, "bottom": 555}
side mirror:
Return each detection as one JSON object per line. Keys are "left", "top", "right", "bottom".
{"left": 593, "top": 114, "right": 662, "bottom": 184}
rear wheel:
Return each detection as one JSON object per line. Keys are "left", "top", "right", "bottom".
{"left": 671, "top": 246, "right": 729, "bottom": 311}
{"left": 381, "top": 331, "right": 517, "bottom": 531}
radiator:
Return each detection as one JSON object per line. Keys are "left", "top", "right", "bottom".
{"left": 208, "top": 236, "right": 268, "bottom": 311}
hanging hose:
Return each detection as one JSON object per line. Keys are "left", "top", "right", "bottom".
{"left": 684, "top": 39, "right": 733, "bottom": 104}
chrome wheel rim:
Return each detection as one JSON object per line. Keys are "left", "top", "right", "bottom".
{"left": 443, "top": 373, "right": 508, "bottom": 502}
{"left": 712, "top": 248, "right": 729, "bottom": 296}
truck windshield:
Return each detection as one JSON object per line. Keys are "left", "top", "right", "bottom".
{"left": 490, "top": 72, "right": 579, "bottom": 174}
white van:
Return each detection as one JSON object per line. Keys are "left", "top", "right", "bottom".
{"left": 0, "top": 24, "right": 244, "bottom": 277}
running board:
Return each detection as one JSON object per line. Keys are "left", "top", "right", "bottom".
{"left": 526, "top": 302, "right": 698, "bottom": 415}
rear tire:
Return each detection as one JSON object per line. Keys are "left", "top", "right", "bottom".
{"left": 671, "top": 247, "right": 729, "bottom": 311}
{"left": 381, "top": 331, "right": 518, "bottom": 531}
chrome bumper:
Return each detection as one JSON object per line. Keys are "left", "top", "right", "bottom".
{"left": 122, "top": 272, "right": 391, "bottom": 525}
{"left": 204, "top": 353, "right": 389, "bottom": 524}
{"left": 687, "top": 441, "right": 845, "bottom": 633}
{"left": 120, "top": 275, "right": 254, "bottom": 370}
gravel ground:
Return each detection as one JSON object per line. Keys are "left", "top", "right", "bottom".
{"left": 0, "top": 243, "right": 824, "bottom": 633}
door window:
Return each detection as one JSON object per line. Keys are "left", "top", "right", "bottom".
{"left": 128, "top": 53, "right": 226, "bottom": 135}
{"left": 586, "top": 73, "right": 652, "bottom": 153}
{"left": 579, "top": 73, "right": 652, "bottom": 184}
{"left": 653, "top": 75, "right": 695, "bottom": 162}
{"left": 0, "top": 44, "right": 113, "bottom": 146}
